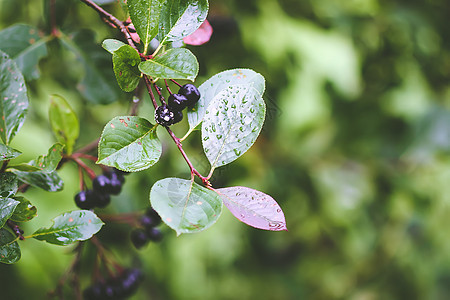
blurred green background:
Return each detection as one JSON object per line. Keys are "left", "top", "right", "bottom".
{"left": 2, "top": 0, "right": 450, "bottom": 299}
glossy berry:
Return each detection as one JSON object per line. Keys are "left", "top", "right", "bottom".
{"left": 178, "top": 83, "right": 200, "bottom": 107}
{"left": 118, "top": 268, "right": 143, "bottom": 298}
{"left": 113, "top": 168, "right": 130, "bottom": 177}
{"left": 74, "top": 190, "right": 96, "bottom": 210}
{"left": 130, "top": 228, "right": 149, "bottom": 249}
{"left": 107, "top": 172, "right": 123, "bottom": 195}
{"left": 167, "top": 93, "right": 189, "bottom": 111}
{"left": 173, "top": 110, "right": 183, "bottom": 123}
{"left": 92, "top": 175, "right": 112, "bottom": 194}
{"left": 140, "top": 214, "right": 161, "bottom": 229}
{"left": 146, "top": 207, "right": 161, "bottom": 220}
{"left": 83, "top": 283, "right": 105, "bottom": 300}
{"left": 155, "top": 104, "right": 175, "bottom": 127}
{"left": 93, "top": 192, "right": 111, "bottom": 208}
{"left": 146, "top": 227, "right": 163, "bottom": 242}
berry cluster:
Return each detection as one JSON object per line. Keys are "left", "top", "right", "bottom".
{"left": 155, "top": 83, "right": 201, "bottom": 127}
{"left": 74, "top": 169, "right": 127, "bottom": 210}
{"left": 130, "top": 208, "right": 163, "bottom": 249}
{"left": 83, "top": 268, "right": 143, "bottom": 300}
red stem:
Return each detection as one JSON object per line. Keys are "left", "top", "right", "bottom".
{"left": 170, "top": 79, "right": 182, "bottom": 87}
{"left": 73, "top": 158, "right": 96, "bottom": 180}
{"left": 165, "top": 79, "right": 173, "bottom": 94}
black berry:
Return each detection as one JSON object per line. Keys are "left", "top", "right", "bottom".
{"left": 107, "top": 172, "right": 123, "bottom": 195}
{"left": 74, "top": 190, "right": 96, "bottom": 210}
{"left": 178, "top": 83, "right": 200, "bottom": 107}
{"left": 92, "top": 175, "right": 112, "bottom": 194}
{"left": 130, "top": 228, "right": 149, "bottom": 249}
{"left": 173, "top": 110, "right": 183, "bottom": 124}
{"left": 155, "top": 104, "right": 175, "bottom": 127}
{"left": 140, "top": 214, "right": 160, "bottom": 229}
{"left": 146, "top": 227, "right": 163, "bottom": 242}
{"left": 146, "top": 207, "right": 161, "bottom": 221}
{"left": 118, "top": 268, "right": 143, "bottom": 298}
{"left": 93, "top": 192, "right": 111, "bottom": 208}
{"left": 167, "top": 93, "right": 189, "bottom": 111}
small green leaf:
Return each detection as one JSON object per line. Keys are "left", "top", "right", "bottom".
{"left": 0, "top": 144, "right": 21, "bottom": 161}
{"left": 157, "top": 0, "right": 208, "bottom": 45}
{"left": 0, "top": 173, "right": 18, "bottom": 198}
{"left": 0, "top": 51, "right": 29, "bottom": 145}
{"left": 202, "top": 85, "right": 266, "bottom": 168}
{"left": 150, "top": 177, "right": 222, "bottom": 235}
{"left": 127, "top": 0, "right": 165, "bottom": 53}
{"left": 7, "top": 163, "right": 41, "bottom": 172}
{"left": 13, "top": 170, "right": 63, "bottom": 192}
{"left": 30, "top": 143, "right": 64, "bottom": 172}
{"left": 0, "top": 24, "right": 49, "bottom": 80}
{"left": 102, "top": 39, "right": 126, "bottom": 54}
{"left": 0, "top": 228, "right": 20, "bottom": 264}
{"left": 113, "top": 45, "right": 142, "bottom": 92}
{"left": 10, "top": 196, "right": 36, "bottom": 222}
{"left": 0, "top": 198, "right": 20, "bottom": 228}
{"left": 60, "top": 30, "right": 124, "bottom": 104}
{"left": 188, "top": 69, "right": 265, "bottom": 130}
{"left": 49, "top": 95, "right": 79, "bottom": 155}
{"left": 97, "top": 116, "right": 161, "bottom": 172}
{"left": 139, "top": 48, "right": 198, "bottom": 80}
{"left": 32, "top": 210, "right": 104, "bottom": 246}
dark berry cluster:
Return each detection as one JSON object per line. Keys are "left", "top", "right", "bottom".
{"left": 74, "top": 169, "right": 128, "bottom": 210}
{"left": 83, "top": 268, "right": 143, "bottom": 300}
{"left": 154, "top": 83, "right": 201, "bottom": 127}
{"left": 130, "top": 208, "right": 163, "bottom": 249}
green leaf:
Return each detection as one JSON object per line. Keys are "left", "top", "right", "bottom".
{"left": 30, "top": 143, "right": 64, "bottom": 172}
{"left": 7, "top": 163, "right": 41, "bottom": 172}
{"left": 139, "top": 48, "right": 198, "bottom": 80}
{"left": 10, "top": 196, "right": 36, "bottom": 223}
{"left": 0, "top": 173, "right": 18, "bottom": 198}
{"left": 49, "top": 95, "right": 79, "bottom": 155}
{"left": 32, "top": 210, "right": 104, "bottom": 246}
{"left": 188, "top": 69, "right": 265, "bottom": 130}
{"left": 0, "top": 228, "right": 20, "bottom": 264}
{"left": 97, "top": 116, "right": 161, "bottom": 172}
{"left": 157, "top": 0, "right": 208, "bottom": 45}
{"left": 0, "top": 51, "right": 29, "bottom": 145}
{"left": 127, "top": 0, "right": 165, "bottom": 54}
{"left": 0, "top": 144, "right": 21, "bottom": 161}
{"left": 113, "top": 45, "right": 142, "bottom": 92}
{"left": 102, "top": 39, "right": 126, "bottom": 54}
{"left": 0, "top": 24, "right": 49, "bottom": 80}
{"left": 60, "top": 30, "right": 124, "bottom": 104}
{"left": 13, "top": 170, "right": 63, "bottom": 192}
{"left": 0, "top": 197, "right": 20, "bottom": 228}
{"left": 202, "top": 85, "right": 266, "bottom": 168}
{"left": 150, "top": 177, "right": 222, "bottom": 235}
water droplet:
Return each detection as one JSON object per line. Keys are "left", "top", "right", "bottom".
{"left": 203, "top": 136, "right": 209, "bottom": 141}
{"left": 211, "top": 124, "right": 216, "bottom": 132}
{"left": 234, "top": 149, "right": 241, "bottom": 156}
{"left": 216, "top": 134, "right": 222, "bottom": 139}
{"left": 231, "top": 104, "right": 236, "bottom": 109}
{"left": 250, "top": 108, "right": 255, "bottom": 113}
{"left": 239, "top": 126, "right": 244, "bottom": 132}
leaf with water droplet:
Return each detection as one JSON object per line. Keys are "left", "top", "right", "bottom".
{"left": 0, "top": 228, "right": 21, "bottom": 264}
{"left": 139, "top": 48, "right": 198, "bottom": 80}
{"left": 32, "top": 210, "right": 104, "bottom": 246}
{"left": 97, "top": 116, "right": 161, "bottom": 172}
{"left": 150, "top": 177, "right": 222, "bottom": 235}
{"left": 157, "top": 0, "right": 208, "bottom": 45}
{"left": 9, "top": 196, "right": 36, "bottom": 223}
{"left": 202, "top": 84, "right": 265, "bottom": 168}
{"left": 188, "top": 68, "right": 265, "bottom": 130}
{"left": 0, "top": 50, "right": 28, "bottom": 145}
{"left": 127, "top": 0, "right": 165, "bottom": 54}
{"left": 0, "top": 144, "right": 21, "bottom": 162}
{"left": 0, "top": 197, "right": 20, "bottom": 228}
{"left": 113, "top": 45, "right": 141, "bottom": 92}
{"left": 13, "top": 170, "right": 63, "bottom": 192}
{"left": 0, "top": 173, "right": 18, "bottom": 199}
{"left": 0, "top": 24, "right": 48, "bottom": 80}
{"left": 216, "top": 186, "right": 287, "bottom": 231}
{"left": 101, "top": 39, "right": 126, "bottom": 54}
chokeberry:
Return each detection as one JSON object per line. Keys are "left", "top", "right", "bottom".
{"left": 146, "top": 227, "right": 163, "bottom": 242}
{"left": 93, "top": 192, "right": 111, "bottom": 208}
{"left": 173, "top": 110, "right": 183, "bottom": 124}
{"left": 140, "top": 214, "right": 161, "bottom": 229}
{"left": 118, "top": 268, "right": 143, "bottom": 298}
{"left": 154, "top": 104, "right": 175, "bottom": 127}
{"left": 74, "top": 190, "right": 96, "bottom": 210}
{"left": 146, "top": 207, "right": 161, "bottom": 221}
{"left": 178, "top": 83, "right": 200, "bottom": 107}
{"left": 83, "top": 283, "right": 105, "bottom": 300}
{"left": 130, "top": 228, "right": 149, "bottom": 249}
{"left": 167, "top": 93, "right": 189, "bottom": 111}
{"left": 92, "top": 174, "right": 112, "bottom": 194}
{"left": 107, "top": 172, "right": 123, "bottom": 195}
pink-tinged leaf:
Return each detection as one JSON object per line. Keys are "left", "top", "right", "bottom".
{"left": 183, "top": 19, "right": 213, "bottom": 46}
{"left": 216, "top": 186, "right": 287, "bottom": 231}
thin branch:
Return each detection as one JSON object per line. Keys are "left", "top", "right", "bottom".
{"left": 144, "top": 76, "right": 158, "bottom": 109}
{"left": 164, "top": 79, "right": 173, "bottom": 94}
{"left": 79, "top": 0, "right": 139, "bottom": 52}
{"left": 74, "top": 138, "right": 99, "bottom": 155}
{"left": 72, "top": 158, "right": 96, "bottom": 180}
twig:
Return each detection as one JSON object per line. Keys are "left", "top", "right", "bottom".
{"left": 144, "top": 76, "right": 158, "bottom": 109}
{"left": 164, "top": 79, "right": 173, "bottom": 94}
{"left": 74, "top": 138, "right": 99, "bottom": 155}
{"left": 6, "top": 220, "right": 24, "bottom": 240}
{"left": 72, "top": 158, "right": 96, "bottom": 180}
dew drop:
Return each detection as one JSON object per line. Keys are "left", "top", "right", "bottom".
{"left": 234, "top": 149, "right": 241, "bottom": 156}
{"left": 216, "top": 134, "right": 222, "bottom": 139}
{"left": 250, "top": 108, "right": 255, "bottom": 113}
